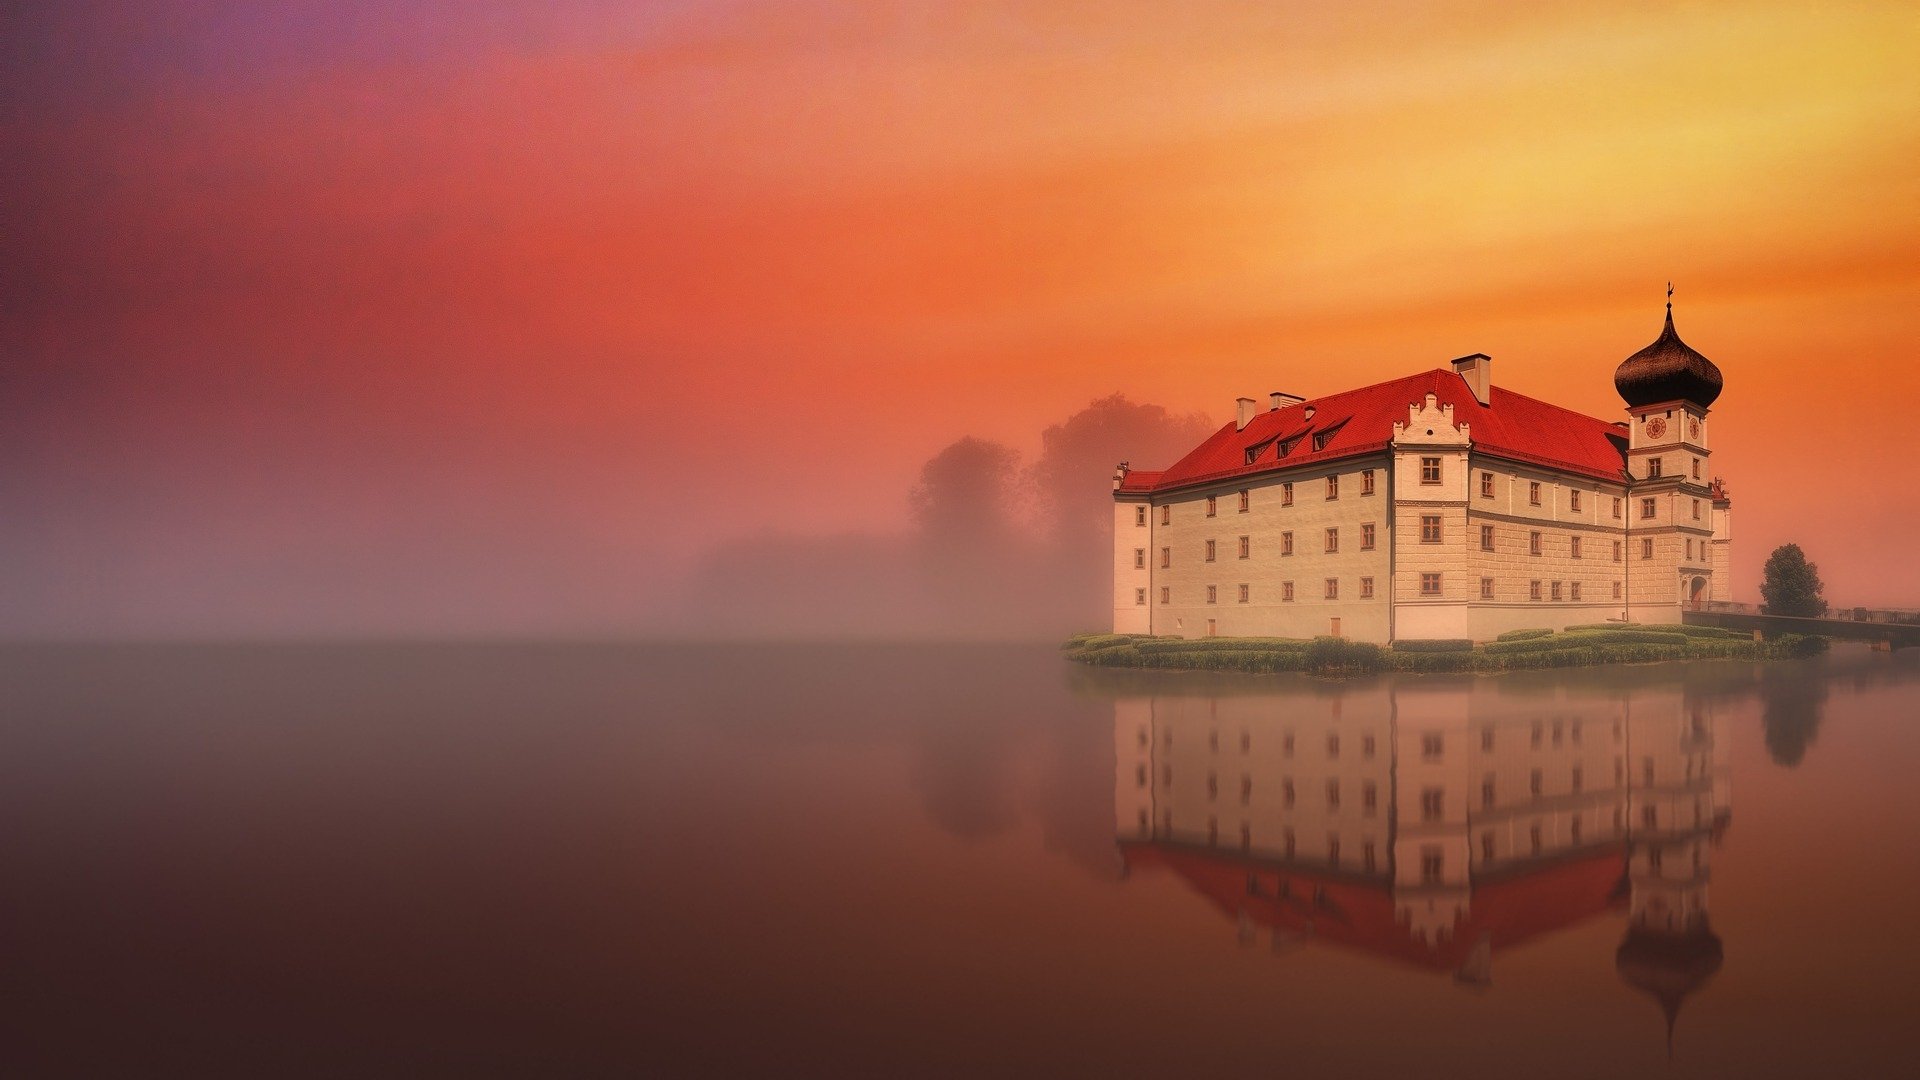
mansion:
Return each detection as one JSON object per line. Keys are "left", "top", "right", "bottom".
{"left": 1111, "top": 304, "right": 1732, "bottom": 642}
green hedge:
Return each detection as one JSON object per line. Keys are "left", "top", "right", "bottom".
{"left": 1133, "top": 637, "right": 1311, "bottom": 655}
{"left": 1392, "top": 638, "right": 1475, "bottom": 652}
{"left": 1496, "top": 628, "right": 1553, "bottom": 642}
{"left": 1484, "top": 630, "right": 1688, "bottom": 655}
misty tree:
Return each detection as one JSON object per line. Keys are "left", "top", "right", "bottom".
{"left": 1024, "top": 394, "right": 1214, "bottom": 546}
{"left": 1760, "top": 543, "right": 1828, "bottom": 618}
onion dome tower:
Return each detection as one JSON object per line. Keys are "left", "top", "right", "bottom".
{"left": 1614, "top": 285, "right": 1728, "bottom": 615}
{"left": 1614, "top": 288, "right": 1724, "bottom": 408}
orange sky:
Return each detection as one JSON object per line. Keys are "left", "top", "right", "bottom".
{"left": 7, "top": 0, "right": 1920, "bottom": 633}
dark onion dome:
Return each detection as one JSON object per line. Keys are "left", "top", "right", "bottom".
{"left": 1615, "top": 306, "right": 1723, "bottom": 408}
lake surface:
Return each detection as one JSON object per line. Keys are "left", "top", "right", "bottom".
{"left": 3, "top": 641, "right": 1918, "bottom": 1077}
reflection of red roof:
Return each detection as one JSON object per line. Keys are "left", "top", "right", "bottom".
{"left": 1115, "top": 370, "right": 1629, "bottom": 495}
{"left": 1122, "top": 841, "right": 1627, "bottom": 970}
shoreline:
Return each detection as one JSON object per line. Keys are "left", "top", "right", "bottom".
{"left": 1062, "top": 625, "right": 1829, "bottom": 677}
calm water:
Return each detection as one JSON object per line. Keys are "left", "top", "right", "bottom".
{"left": 3, "top": 641, "right": 1918, "bottom": 1077}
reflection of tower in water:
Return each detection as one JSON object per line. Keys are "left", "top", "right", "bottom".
{"left": 1617, "top": 697, "right": 1730, "bottom": 1055}
{"left": 1113, "top": 677, "right": 1729, "bottom": 1048}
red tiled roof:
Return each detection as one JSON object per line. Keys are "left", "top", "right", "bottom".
{"left": 1119, "top": 370, "right": 1629, "bottom": 494}
{"left": 1122, "top": 841, "right": 1627, "bottom": 970}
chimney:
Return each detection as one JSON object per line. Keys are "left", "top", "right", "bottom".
{"left": 1269, "top": 392, "right": 1305, "bottom": 412}
{"left": 1112, "top": 461, "right": 1130, "bottom": 490}
{"left": 1451, "top": 353, "right": 1492, "bottom": 406}
{"left": 1304, "top": 404, "right": 1316, "bottom": 421}
{"left": 1235, "top": 397, "right": 1258, "bottom": 431}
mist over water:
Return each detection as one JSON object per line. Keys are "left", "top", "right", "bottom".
{"left": 4, "top": 640, "right": 1917, "bottom": 1076}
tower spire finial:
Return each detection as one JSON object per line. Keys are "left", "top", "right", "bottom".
{"left": 1667, "top": 281, "right": 1674, "bottom": 315}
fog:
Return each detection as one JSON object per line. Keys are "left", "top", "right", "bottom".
{"left": 665, "top": 395, "right": 1212, "bottom": 640}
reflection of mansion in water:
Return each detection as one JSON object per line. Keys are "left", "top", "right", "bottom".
{"left": 1114, "top": 679, "right": 1729, "bottom": 1043}
{"left": 1110, "top": 301, "right": 1733, "bottom": 642}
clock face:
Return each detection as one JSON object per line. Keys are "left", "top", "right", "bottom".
{"left": 1688, "top": 416, "right": 1701, "bottom": 440}
{"left": 1645, "top": 416, "right": 1667, "bottom": 440}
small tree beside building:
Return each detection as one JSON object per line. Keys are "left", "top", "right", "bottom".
{"left": 1761, "top": 543, "right": 1828, "bottom": 618}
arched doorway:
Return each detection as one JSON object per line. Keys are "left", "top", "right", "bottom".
{"left": 1689, "top": 576, "right": 1707, "bottom": 610}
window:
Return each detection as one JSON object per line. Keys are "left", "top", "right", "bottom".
{"left": 1362, "top": 469, "right": 1375, "bottom": 495}
{"left": 1529, "top": 481, "right": 1541, "bottom": 506}
{"left": 1641, "top": 497, "right": 1657, "bottom": 520}
{"left": 1161, "top": 505, "right": 1170, "bottom": 526}
{"left": 1612, "top": 540, "right": 1623, "bottom": 563}
{"left": 1362, "top": 733, "right": 1377, "bottom": 759}
{"left": 1326, "top": 779, "right": 1340, "bottom": 808}
{"left": 1648, "top": 457, "right": 1663, "bottom": 478}
{"left": 1570, "top": 490, "right": 1582, "bottom": 513}
{"left": 1420, "top": 788, "right": 1444, "bottom": 822}
{"left": 1531, "top": 720, "right": 1543, "bottom": 747}
{"left": 1283, "top": 581, "right": 1295, "bottom": 602}
{"left": 1363, "top": 782, "right": 1378, "bottom": 814}
{"left": 1135, "top": 588, "right": 1146, "bottom": 605}
{"left": 1325, "top": 527, "right": 1339, "bottom": 553}
{"left": 1238, "top": 489, "right": 1250, "bottom": 512}
{"left": 1327, "top": 733, "right": 1340, "bottom": 758}
{"left": 1135, "top": 506, "right": 1147, "bottom": 526}
{"left": 1692, "top": 498, "right": 1701, "bottom": 520}
{"left": 1612, "top": 497, "right": 1623, "bottom": 519}
{"left": 1361, "top": 522, "right": 1376, "bottom": 550}
{"left": 1530, "top": 768, "right": 1543, "bottom": 797}
{"left": 1326, "top": 474, "right": 1339, "bottom": 500}
{"left": 1481, "top": 777, "right": 1496, "bottom": 808}
{"left": 1206, "top": 618, "right": 1216, "bottom": 637}
{"left": 1692, "top": 457, "right": 1701, "bottom": 479}
{"left": 1159, "top": 586, "right": 1170, "bottom": 604}
{"left": 1282, "top": 482, "right": 1294, "bottom": 506}
{"left": 1570, "top": 536, "right": 1582, "bottom": 559}
{"left": 1481, "top": 727, "right": 1495, "bottom": 751}
{"left": 1422, "top": 732, "right": 1444, "bottom": 759}
{"left": 1530, "top": 580, "right": 1543, "bottom": 601}
{"left": 1206, "top": 495, "right": 1217, "bottom": 517}
{"left": 1643, "top": 805, "right": 1657, "bottom": 828}
{"left": 1238, "top": 583, "right": 1250, "bottom": 604}
{"left": 1206, "top": 585, "right": 1217, "bottom": 604}
{"left": 1238, "top": 535, "right": 1250, "bottom": 559}
{"left": 1612, "top": 581, "right": 1622, "bottom": 600}
{"left": 1284, "top": 828, "right": 1296, "bottom": 857}
{"left": 1642, "top": 538, "right": 1654, "bottom": 559}
{"left": 1420, "top": 515, "right": 1442, "bottom": 543}
{"left": 1327, "top": 836, "right": 1340, "bottom": 867}
{"left": 1480, "top": 524, "right": 1495, "bottom": 551}
{"left": 1686, "top": 538, "right": 1694, "bottom": 560}
{"left": 1529, "top": 530, "right": 1542, "bottom": 556}
{"left": 1205, "top": 539, "right": 1216, "bottom": 562}
{"left": 1160, "top": 547, "right": 1171, "bottom": 569}
{"left": 1570, "top": 816, "right": 1582, "bottom": 844}
{"left": 1480, "top": 577, "right": 1494, "bottom": 599}
{"left": 1314, "top": 429, "right": 1335, "bottom": 452}
{"left": 1134, "top": 548, "right": 1145, "bottom": 569}
{"left": 1364, "top": 841, "right": 1377, "bottom": 872}
{"left": 1245, "top": 446, "right": 1260, "bottom": 466}
{"left": 1359, "top": 576, "right": 1374, "bottom": 599}
{"left": 1529, "top": 824, "right": 1543, "bottom": 856}
{"left": 1570, "top": 581, "right": 1583, "bottom": 601}
{"left": 1325, "top": 578, "right": 1339, "bottom": 600}
{"left": 1420, "top": 572, "right": 1442, "bottom": 596}
{"left": 1421, "top": 457, "right": 1442, "bottom": 484}
{"left": 1420, "top": 846, "right": 1444, "bottom": 884}
{"left": 1571, "top": 765, "right": 1584, "bottom": 793}
{"left": 1551, "top": 581, "right": 1563, "bottom": 601}
{"left": 1481, "top": 471, "right": 1495, "bottom": 498}
{"left": 1282, "top": 531, "right": 1294, "bottom": 556}
{"left": 1481, "top": 832, "right": 1496, "bottom": 862}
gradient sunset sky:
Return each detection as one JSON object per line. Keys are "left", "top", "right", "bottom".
{"left": 7, "top": 1, "right": 1919, "bottom": 635}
